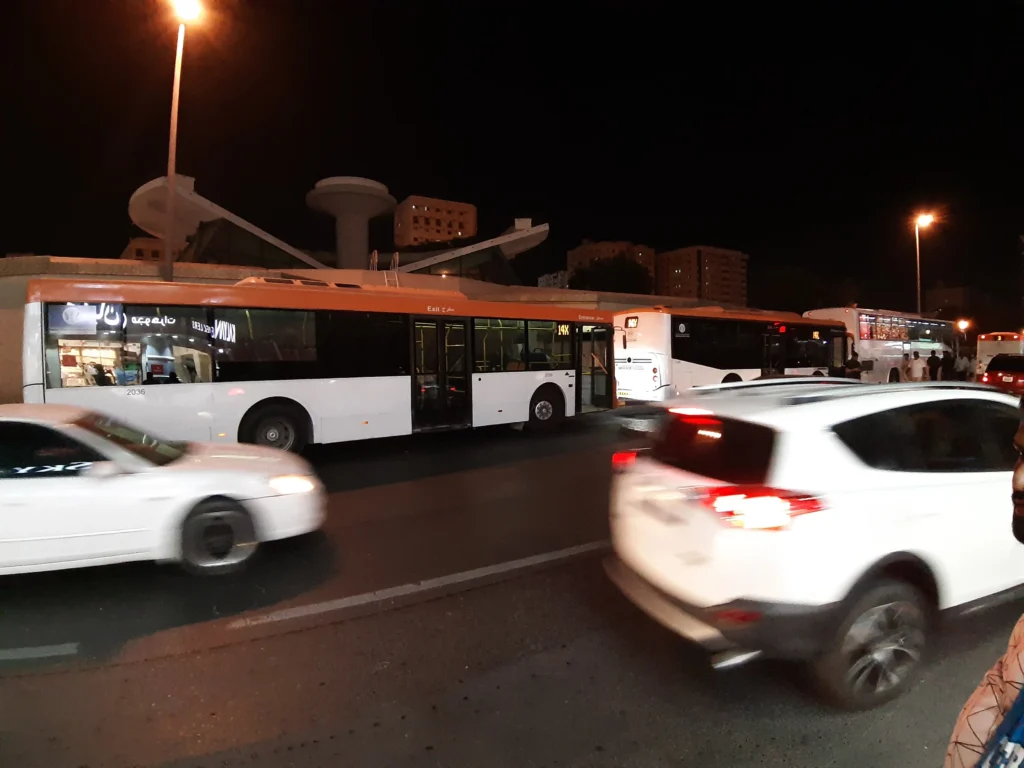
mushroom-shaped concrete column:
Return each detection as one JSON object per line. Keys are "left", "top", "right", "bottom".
{"left": 306, "top": 177, "right": 397, "bottom": 269}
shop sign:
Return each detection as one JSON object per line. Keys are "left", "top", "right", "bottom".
{"left": 190, "top": 319, "right": 237, "bottom": 343}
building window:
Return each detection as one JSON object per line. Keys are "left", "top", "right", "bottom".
{"left": 413, "top": 216, "right": 419, "bottom": 224}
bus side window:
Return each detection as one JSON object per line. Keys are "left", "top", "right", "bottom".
{"left": 525, "top": 320, "right": 575, "bottom": 371}
{"left": 473, "top": 318, "right": 523, "bottom": 373}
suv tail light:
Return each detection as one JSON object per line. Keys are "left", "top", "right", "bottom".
{"left": 611, "top": 450, "right": 637, "bottom": 472}
{"left": 696, "top": 485, "right": 825, "bottom": 531}
{"left": 982, "top": 373, "right": 990, "bottom": 383}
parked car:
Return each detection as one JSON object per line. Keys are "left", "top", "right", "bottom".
{"left": 0, "top": 404, "right": 325, "bottom": 576}
{"left": 981, "top": 353, "right": 1024, "bottom": 395}
{"left": 607, "top": 380, "right": 1022, "bottom": 709}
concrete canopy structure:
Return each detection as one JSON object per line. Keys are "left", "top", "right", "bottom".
{"left": 306, "top": 177, "right": 397, "bottom": 269}
{"left": 128, "top": 176, "right": 326, "bottom": 269}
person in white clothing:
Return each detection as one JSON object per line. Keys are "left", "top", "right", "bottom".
{"left": 908, "top": 350, "right": 928, "bottom": 381}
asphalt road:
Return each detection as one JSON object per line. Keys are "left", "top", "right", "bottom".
{"left": 0, "top": 413, "right": 1019, "bottom": 767}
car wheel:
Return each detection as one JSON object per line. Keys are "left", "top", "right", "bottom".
{"left": 527, "top": 385, "right": 565, "bottom": 433}
{"left": 722, "top": 373, "right": 742, "bottom": 383}
{"left": 241, "top": 403, "right": 308, "bottom": 453}
{"left": 809, "top": 579, "right": 928, "bottom": 710}
{"left": 180, "top": 498, "right": 258, "bottom": 576}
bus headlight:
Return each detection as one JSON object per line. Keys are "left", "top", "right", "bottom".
{"left": 269, "top": 475, "right": 317, "bottom": 495}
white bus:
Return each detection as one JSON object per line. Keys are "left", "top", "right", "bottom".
{"left": 977, "top": 332, "right": 1024, "bottom": 378}
{"left": 613, "top": 306, "right": 848, "bottom": 402}
{"left": 803, "top": 307, "right": 955, "bottom": 383}
{"left": 22, "top": 277, "right": 617, "bottom": 451}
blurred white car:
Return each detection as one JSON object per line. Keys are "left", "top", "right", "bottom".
{"left": 0, "top": 404, "right": 325, "bottom": 576}
{"left": 607, "top": 380, "right": 1023, "bottom": 709}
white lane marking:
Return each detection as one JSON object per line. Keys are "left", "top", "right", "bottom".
{"left": 0, "top": 643, "right": 79, "bottom": 661}
{"left": 229, "top": 540, "right": 608, "bottom": 630}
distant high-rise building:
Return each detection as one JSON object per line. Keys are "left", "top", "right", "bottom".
{"left": 566, "top": 240, "right": 654, "bottom": 280}
{"left": 538, "top": 270, "right": 570, "bottom": 289}
{"left": 394, "top": 195, "right": 477, "bottom": 248}
{"left": 656, "top": 246, "right": 748, "bottom": 306}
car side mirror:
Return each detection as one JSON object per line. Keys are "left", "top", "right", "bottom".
{"left": 84, "top": 461, "right": 121, "bottom": 479}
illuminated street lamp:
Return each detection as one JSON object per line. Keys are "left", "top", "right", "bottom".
{"left": 914, "top": 213, "right": 935, "bottom": 315}
{"left": 161, "top": 0, "right": 202, "bottom": 281}
{"left": 957, "top": 319, "right": 970, "bottom": 332}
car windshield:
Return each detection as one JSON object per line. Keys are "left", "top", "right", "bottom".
{"left": 71, "top": 412, "right": 187, "bottom": 467}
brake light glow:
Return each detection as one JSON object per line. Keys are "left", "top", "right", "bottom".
{"left": 698, "top": 485, "right": 825, "bottom": 530}
{"left": 982, "top": 374, "right": 990, "bottom": 382}
{"left": 611, "top": 451, "right": 637, "bottom": 471}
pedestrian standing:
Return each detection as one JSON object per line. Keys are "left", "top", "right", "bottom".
{"left": 909, "top": 351, "right": 928, "bottom": 382}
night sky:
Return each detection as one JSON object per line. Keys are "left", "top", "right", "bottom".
{"left": 5, "top": 1, "right": 1024, "bottom": 314}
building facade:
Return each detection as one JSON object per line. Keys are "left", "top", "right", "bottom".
{"left": 656, "top": 245, "right": 748, "bottom": 306}
{"left": 118, "top": 236, "right": 181, "bottom": 262}
{"left": 566, "top": 240, "right": 655, "bottom": 279}
{"left": 538, "top": 270, "right": 570, "bottom": 289}
{"left": 394, "top": 195, "right": 477, "bottom": 248}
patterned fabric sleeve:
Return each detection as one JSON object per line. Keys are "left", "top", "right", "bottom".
{"left": 946, "top": 614, "right": 1024, "bottom": 767}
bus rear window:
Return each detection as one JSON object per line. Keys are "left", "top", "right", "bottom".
{"left": 987, "top": 354, "right": 1024, "bottom": 373}
{"left": 651, "top": 413, "right": 776, "bottom": 484}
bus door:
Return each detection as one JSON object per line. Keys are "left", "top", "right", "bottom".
{"left": 763, "top": 323, "right": 784, "bottom": 376}
{"left": 412, "top": 317, "right": 471, "bottom": 430}
{"left": 576, "top": 323, "right": 613, "bottom": 412}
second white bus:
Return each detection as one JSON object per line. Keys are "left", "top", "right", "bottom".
{"left": 613, "top": 307, "right": 848, "bottom": 402}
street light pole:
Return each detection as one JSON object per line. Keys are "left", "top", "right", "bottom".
{"left": 914, "top": 222, "right": 921, "bottom": 315}
{"left": 160, "top": 0, "right": 201, "bottom": 282}
{"left": 913, "top": 213, "right": 935, "bottom": 315}
{"left": 161, "top": 21, "right": 187, "bottom": 282}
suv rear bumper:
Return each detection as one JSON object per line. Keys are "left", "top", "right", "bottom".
{"left": 604, "top": 556, "right": 840, "bottom": 660}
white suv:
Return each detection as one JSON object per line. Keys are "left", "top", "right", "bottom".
{"left": 607, "top": 380, "right": 1023, "bottom": 709}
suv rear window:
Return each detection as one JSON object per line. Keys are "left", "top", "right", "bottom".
{"left": 650, "top": 413, "right": 776, "bottom": 484}
{"left": 988, "top": 354, "right": 1024, "bottom": 373}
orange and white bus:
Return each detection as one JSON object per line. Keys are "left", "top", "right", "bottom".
{"left": 22, "top": 277, "right": 616, "bottom": 451}
{"left": 613, "top": 306, "right": 848, "bottom": 401}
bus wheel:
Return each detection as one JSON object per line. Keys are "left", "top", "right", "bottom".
{"left": 240, "top": 401, "right": 309, "bottom": 453}
{"left": 527, "top": 385, "right": 565, "bottom": 433}
{"left": 812, "top": 370, "right": 825, "bottom": 377}
{"left": 888, "top": 369, "right": 900, "bottom": 383}
{"left": 722, "top": 373, "right": 742, "bottom": 384}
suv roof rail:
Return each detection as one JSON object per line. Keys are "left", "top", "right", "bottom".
{"left": 786, "top": 380, "right": 1004, "bottom": 405}
{"left": 689, "top": 377, "right": 863, "bottom": 395}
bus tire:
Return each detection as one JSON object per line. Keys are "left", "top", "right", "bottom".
{"left": 722, "top": 373, "right": 742, "bottom": 384}
{"left": 888, "top": 369, "right": 900, "bottom": 383}
{"left": 179, "top": 497, "right": 258, "bottom": 576}
{"left": 812, "top": 370, "right": 825, "bottom": 377}
{"left": 527, "top": 384, "right": 565, "bottom": 433}
{"left": 239, "top": 399, "right": 310, "bottom": 453}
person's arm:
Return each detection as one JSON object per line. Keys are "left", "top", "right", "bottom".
{"left": 946, "top": 614, "right": 1024, "bottom": 766}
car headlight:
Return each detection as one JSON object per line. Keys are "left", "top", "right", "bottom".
{"left": 269, "top": 474, "right": 317, "bottom": 495}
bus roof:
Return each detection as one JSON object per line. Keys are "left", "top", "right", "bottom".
{"left": 805, "top": 306, "right": 953, "bottom": 324}
{"left": 26, "top": 278, "right": 617, "bottom": 325}
{"left": 616, "top": 304, "right": 845, "bottom": 328}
